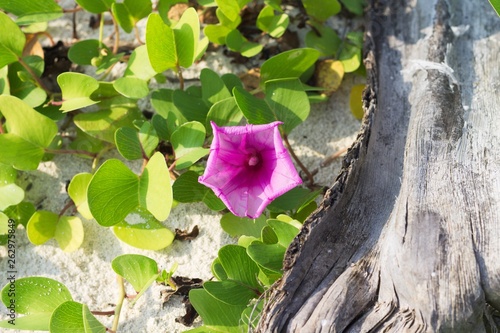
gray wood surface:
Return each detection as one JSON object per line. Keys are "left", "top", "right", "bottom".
{"left": 257, "top": 0, "right": 500, "bottom": 331}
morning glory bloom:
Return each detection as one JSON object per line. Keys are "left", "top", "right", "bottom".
{"left": 199, "top": 121, "right": 302, "bottom": 218}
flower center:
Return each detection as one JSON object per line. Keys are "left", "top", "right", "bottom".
{"left": 247, "top": 152, "right": 261, "bottom": 167}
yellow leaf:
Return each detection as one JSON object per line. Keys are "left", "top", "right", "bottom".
{"left": 315, "top": 59, "right": 344, "bottom": 96}
{"left": 349, "top": 84, "right": 366, "bottom": 120}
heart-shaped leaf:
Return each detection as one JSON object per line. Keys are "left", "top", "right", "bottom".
{"left": 88, "top": 152, "right": 172, "bottom": 226}
{"left": 173, "top": 7, "right": 200, "bottom": 68}
{"left": 305, "top": 24, "right": 341, "bottom": 57}
{"left": 67, "top": 39, "right": 108, "bottom": 65}
{"left": 57, "top": 72, "right": 99, "bottom": 112}
{"left": 233, "top": 86, "right": 275, "bottom": 125}
{"left": 256, "top": 5, "right": 289, "bottom": 38}
{"left": 173, "top": 89, "right": 210, "bottom": 124}
{"left": 50, "top": 301, "right": 106, "bottom": 333}
{"left": 111, "top": 254, "right": 159, "bottom": 292}
{"left": 206, "top": 97, "right": 243, "bottom": 134}
{"left": 247, "top": 242, "right": 285, "bottom": 273}
{"left": 218, "top": 245, "right": 261, "bottom": 289}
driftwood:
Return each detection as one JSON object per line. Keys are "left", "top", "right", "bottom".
{"left": 258, "top": 0, "right": 500, "bottom": 332}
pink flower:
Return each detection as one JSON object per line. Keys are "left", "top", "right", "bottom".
{"left": 199, "top": 121, "right": 302, "bottom": 218}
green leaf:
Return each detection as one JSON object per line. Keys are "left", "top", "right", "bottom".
{"left": 340, "top": 0, "right": 365, "bottom": 15}
{"left": 267, "top": 219, "right": 300, "bottom": 247}
{"left": 171, "top": 121, "right": 208, "bottom": 169}
{"left": 218, "top": 245, "right": 261, "bottom": 289}
{"left": 339, "top": 43, "right": 362, "bottom": 73}
{"left": 201, "top": 68, "right": 232, "bottom": 105}
{"left": 226, "top": 29, "right": 263, "bottom": 57}
{"left": 0, "top": 95, "right": 58, "bottom": 147}
{"left": 114, "top": 76, "right": 149, "bottom": 99}
{"left": 203, "top": 280, "right": 257, "bottom": 305}
{"left": 220, "top": 213, "right": 267, "bottom": 238}
{"left": 0, "top": 183, "right": 24, "bottom": 211}
{"left": 74, "top": 107, "right": 143, "bottom": 143}
{"left": 26, "top": 210, "right": 58, "bottom": 245}
{"left": 0, "top": 12, "right": 24, "bottom": 68}
{"left": 54, "top": 216, "right": 84, "bottom": 252}
{"left": 88, "top": 160, "right": 139, "bottom": 227}
{"left": 115, "top": 127, "right": 144, "bottom": 160}
{"left": 124, "top": 45, "right": 157, "bottom": 80}
{"left": 260, "top": 48, "right": 320, "bottom": 85}
{"left": 8, "top": 56, "right": 47, "bottom": 107}
{"left": 139, "top": 152, "right": 173, "bottom": 221}
{"left": 172, "top": 171, "right": 226, "bottom": 211}
{"left": 151, "top": 88, "right": 187, "bottom": 125}
{"left": 113, "top": 211, "right": 175, "bottom": 250}
{"left": 50, "top": 301, "right": 106, "bottom": 333}
{"left": 0, "top": 134, "right": 44, "bottom": 170}
{"left": 0, "top": 277, "right": 72, "bottom": 330}
{"left": 173, "top": 89, "right": 210, "bottom": 124}
{"left": 68, "top": 173, "right": 94, "bottom": 219}
{"left": 233, "top": 86, "right": 275, "bottom": 125}
{"left": 206, "top": 97, "right": 243, "bottom": 134}
{"left": 0, "top": 0, "right": 62, "bottom": 24}
{"left": 0, "top": 65, "right": 9, "bottom": 95}
{"left": 305, "top": 24, "right": 341, "bottom": 57}
{"left": 67, "top": 39, "right": 108, "bottom": 65}
{"left": 88, "top": 153, "right": 172, "bottom": 227}
{"left": 75, "top": 0, "right": 114, "bottom": 14}
{"left": 215, "top": 0, "right": 241, "bottom": 22}
{"left": 256, "top": 5, "right": 289, "bottom": 38}
{"left": 264, "top": 78, "right": 310, "bottom": 134}
{"left": 173, "top": 7, "right": 199, "bottom": 68}
{"left": 112, "top": 0, "right": 152, "bottom": 33}
{"left": 247, "top": 242, "right": 286, "bottom": 273}
{"left": 204, "top": 24, "right": 232, "bottom": 45}
{"left": 189, "top": 289, "right": 246, "bottom": 332}
{"left": 112, "top": 254, "right": 159, "bottom": 292}
{"left": 302, "top": 0, "right": 341, "bottom": 22}
{"left": 58, "top": 72, "right": 100, "bottom": 112}
{"left": 146, "top": 13, "right": 177, "bottom": 72}
{"left": 3, "top": 202, "right": 36, "bottom": 228}
{"left": 267, "top": 186, "right": 322, "bottom": 212}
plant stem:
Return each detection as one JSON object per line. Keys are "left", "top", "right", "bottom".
{"left": 177, "top": 65, "right": 184, "bottom": 91}
{"left": 91, "top": 310, "right": 115, "bottom": 316}
{"left": 111, "top": 275, "right": 126, "bottom": 332}
{"left": 58, "top": 200, "right": 75, "bottom": 217}
{"left": 321, "top": 146, "right": 348, "bottom": 167}
{"left": 45, "top": 148, "right": 97, "bottom": 159}
{"left": 17, "top": 57, "right": 51, "bottom": 95}
{"left": 109, "top": 11, "right": 120, "bottom": 54}
{"left": 283, "top": 134, "right": 315, "bottom": 186}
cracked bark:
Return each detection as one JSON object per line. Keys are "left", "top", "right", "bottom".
{"left": 257, "top": 0, "right": 500, "bottom": 332}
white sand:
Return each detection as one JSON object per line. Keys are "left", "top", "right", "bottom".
{"left": 0, "top": 3, "right": 363, "bottom": 332}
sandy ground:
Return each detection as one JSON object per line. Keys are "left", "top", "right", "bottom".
{"left": 0, "top": 3, "right": 363, "bottom": 332}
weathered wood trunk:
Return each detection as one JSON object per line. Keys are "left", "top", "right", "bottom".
{"left": 258, "top": 0, "right": 500, "bottom": 331}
